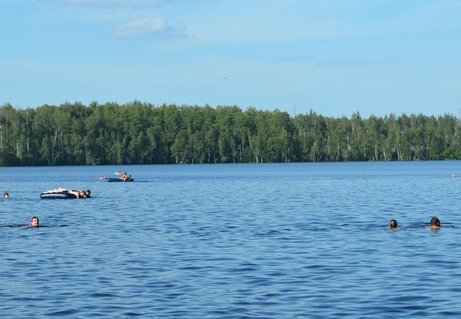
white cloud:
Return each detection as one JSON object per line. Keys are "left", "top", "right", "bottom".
{"left": 109, "top": 17, "right": 187, "bottom": 39}
{"left": 316, "top": 58, "right": 402, "bottom": 68}
{"left": 36, "top": 0, "right": 190, "bottom": 40}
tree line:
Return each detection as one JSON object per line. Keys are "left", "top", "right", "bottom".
{"left": 1, "top": 101, "right": 460, "bottom": 166}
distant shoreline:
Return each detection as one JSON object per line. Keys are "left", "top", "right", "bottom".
{"left": 1, "top": 102, "right": 460, "bottom": 166}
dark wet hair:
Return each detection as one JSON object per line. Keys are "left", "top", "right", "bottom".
{"left": 389, "top": 219, "right": 398, "bottom": 228}
{"left": 431, "top": 217, "right": 440, "bottom": 227}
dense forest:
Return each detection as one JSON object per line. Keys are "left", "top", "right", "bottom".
{"left": 1, "top": 101, "right": 460, "bottom": 166}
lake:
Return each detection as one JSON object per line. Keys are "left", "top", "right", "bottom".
{"left": 1, "top": 161, "right": 461, "bottom": 318}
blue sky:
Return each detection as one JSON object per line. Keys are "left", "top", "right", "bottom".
{"left": 1, "top": 0, "right": 460, "bottom": 117}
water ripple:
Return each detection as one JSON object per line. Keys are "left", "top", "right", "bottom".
{"left": 2, "top": 162, "right": 461, "bottom": 318}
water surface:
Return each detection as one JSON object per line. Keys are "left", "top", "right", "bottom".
{"left": 1, "top": 161, "right": 461, "bottom": 318}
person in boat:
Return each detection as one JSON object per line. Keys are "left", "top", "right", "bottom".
{"left": 388, "top": 219, "right": 398, "bottom": 229}
{"left": 116, "top": 171, "right": 128, "bottom": 178}
{"left": 30, "top": 216, "right": 40, "bottom": 228}
{"left": 121, "top": 174, "right": 132, "bottom": 182}
{"left": 429, "top": 217, "right": 441, "bottom": 230}
{"left": 3, "top": 192, "right": 9, "bottom": 199}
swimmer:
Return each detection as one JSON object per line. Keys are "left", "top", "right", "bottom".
{"left": 388, "top": 219, "right": 398, "bottom": 229}
{"left": 78, "top": 189, "right": 91, "bottom": 198}
{"left": 430, "top": 217, "right": 441, "bottom": 230}
{"left": 3, "top": 192, "right": 9, "bottom": 199}
{"left": 30, "top": 216, "right": 40, "bottom": 228}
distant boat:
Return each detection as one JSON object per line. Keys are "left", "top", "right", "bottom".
{"left": 99, "top": 172, "right": 134, "bottom": 182}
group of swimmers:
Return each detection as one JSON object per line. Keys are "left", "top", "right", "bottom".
{"left": 3, "top": 189, "right": 91, "bottom": 228}
{"left": 388, "top": 217, "right": 441, "bottom": 230}
{"left": 3, "top": 191, "right": 38, "bottom": 227}
{"left": 2, "top": 190, "right": 445, "bottom": 230}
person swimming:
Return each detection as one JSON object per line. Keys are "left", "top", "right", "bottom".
{"left": 30, "top": 216, "right": 40, "bottom": 228}
{"left": 430, "top": 217, "right": 441, "bottom": 230}
{"left": 388, "top": 219, "right": 398, "bottom": 229}
{"left": 77, "top": 189, "right": 91, "bottom": 198}
{"left": 3, "top": 192, "right": 9, "bottom": 199}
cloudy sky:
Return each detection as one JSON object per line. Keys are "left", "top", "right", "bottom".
{"left": 1, "top": 0, "right": 460, "bottom": 117}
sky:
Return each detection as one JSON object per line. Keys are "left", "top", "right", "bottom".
{"left": 1, "top": 0, "right": 460, "bottom": 118}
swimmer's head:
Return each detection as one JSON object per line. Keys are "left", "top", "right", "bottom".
{"left": 3, "top": 192, "right": 9, "bottom": 199}
{"left": 431, "top": 217, "right": 441, "bottom": 228}
{"left": 389, "top": 219, "right": 398, "bottom": 229}
{"left": 30, "top": 216, "right": 40, "bottom": 228}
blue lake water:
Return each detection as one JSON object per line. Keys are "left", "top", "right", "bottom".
{"left": 1, "top": 161, "right": 461, "bottom": 318}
